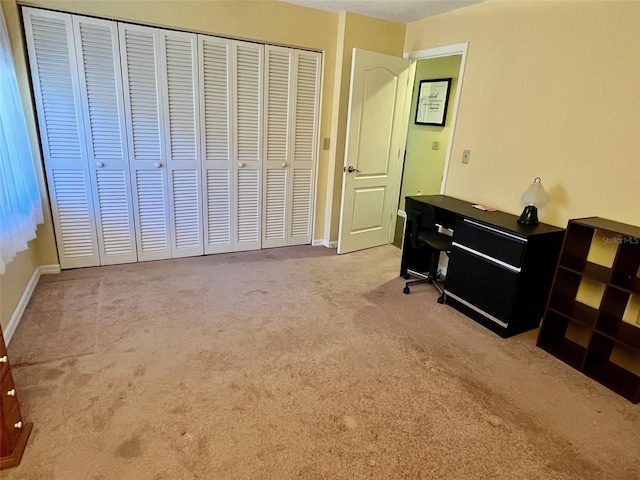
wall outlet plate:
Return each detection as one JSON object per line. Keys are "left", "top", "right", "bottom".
{"left": 462, "top": 150, "right": 471, "bottom": 164}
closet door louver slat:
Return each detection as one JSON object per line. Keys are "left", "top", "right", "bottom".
{"left": 22, "top": 8, "right": 100, "bottom": 268}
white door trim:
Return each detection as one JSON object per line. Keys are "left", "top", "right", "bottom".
{"left": 403, "top": 42, "right": 469, "bottom": 197}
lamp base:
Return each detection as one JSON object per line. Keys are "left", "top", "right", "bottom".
{"left": 517, "top": 205, "right": 539, "bottom": 225}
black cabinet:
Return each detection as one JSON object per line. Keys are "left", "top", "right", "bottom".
{"left": 402, "top": 195, "right": 565, "bottom": 337}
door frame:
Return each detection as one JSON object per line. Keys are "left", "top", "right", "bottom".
{"left": 402, "top": 42, "right": 469, "bottom": 200}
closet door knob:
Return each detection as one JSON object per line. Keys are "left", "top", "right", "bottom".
{"left": 96, "top": 162, "right": 104, "bottom": 168}
{"left": 154, "top": 162, "right": 162, "bottom": 168}
{"left": 238, "top": 162, "right": 245, "bottom": 168}
{"left": 281, "top": 162, "right": 288, "bottom": 168}
{"left": 0, "top": 356, "right": 7, "bottom": 363}
{"left": 7, "top": 389, "right": 16, "bottom": 396}
{"left": 14, "top": 421, "right": 23, "bottom": 429}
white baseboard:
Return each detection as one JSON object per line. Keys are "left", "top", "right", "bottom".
{"left": 5, "top": 264, "right": 60, "bottom": 345}
{"left": 312, "top": 239, "right": 337, "bottom": 248}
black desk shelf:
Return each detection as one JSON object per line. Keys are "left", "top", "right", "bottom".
{"left": 537, "top": 217, "right": 640, "bottom": 403}
{"left": 402, "top": 195, "right": 565, "bottom": 338}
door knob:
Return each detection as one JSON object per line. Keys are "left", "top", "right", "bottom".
{"left": 154, "top": 162, "right": 162, "bottom": 168}
{"left": 96, "top": 162, "right": 104, "bottom": 168}
{"left": 238, "top": 162, "right": 245, "bottom": 168}
{"left": 344, "top": 165, "right": 360, "bottom": 173}
{"left": 281, "top": 162, "right": 288, "bottom": 168}
{"left": 7, "top": 389, "right": 16, "bottom": 396}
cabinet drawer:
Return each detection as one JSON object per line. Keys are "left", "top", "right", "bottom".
{"left": 455, "top": 219, "right": 526, "bottom": 268}
{"left": 1, "top": 369, "right": 23, "bottom": 453}
{"left": 445, "top": 245, "right": 519, "bottom": 324}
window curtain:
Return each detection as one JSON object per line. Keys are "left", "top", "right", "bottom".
{"left": 0, "top": 7, "right": 43, "bottom": 274}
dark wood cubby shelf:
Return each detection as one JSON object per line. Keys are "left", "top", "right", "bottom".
{"left": 537, "top": 217, "right": 640, "bottom": 403}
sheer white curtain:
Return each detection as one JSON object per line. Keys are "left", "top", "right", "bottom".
{"left": 0, "top": 8, "right": 44, "bottom": 274}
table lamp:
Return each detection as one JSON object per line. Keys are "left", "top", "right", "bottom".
{"left": 517, "top": 177, "right": 548, "bottom": 225}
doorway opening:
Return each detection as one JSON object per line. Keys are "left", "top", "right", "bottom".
{"left": 393, "top": 44, "right": 468, "bottom": 247}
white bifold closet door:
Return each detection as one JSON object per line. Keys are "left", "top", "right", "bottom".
{"left": 263, "top": 46, "right": 321, "bottom": 248}
{"left": 199, "top": 36, "right": 263, "bottom": 253}
{"left": 23, "top": 8, "right": 137, "bottom": 268}
{"left": 24, "top": 8, "right": 320, "bottom": 269}
{"left": 119, "top": 24, "right": 203, "bottom": 261}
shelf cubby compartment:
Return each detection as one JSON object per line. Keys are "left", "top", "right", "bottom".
{"left": 610, "top": 241, "right": 640, "bottom": 294}
{"left": 548, "top": 297, "right": 598, "bottom": 328}
{"left": 596, "top": 315, "right": 640, "bottom": 350}
{"left": 558, "top": 222, "right": 596, "bottom": 270}
{"left": 537, "top": 311, "right": 588, "bottom": 370}
{"left": 548, "top": 268, "right": 601, "bottom": 327}
{"left": 584, "top": 333, "right": 640, "bottom": 403}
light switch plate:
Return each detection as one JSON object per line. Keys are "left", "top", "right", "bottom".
{"left": 462, "top": 150, "right": 471, "bottom": 164}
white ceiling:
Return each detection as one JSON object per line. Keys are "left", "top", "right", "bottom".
{"left": 279, "top": 0, "right": 484, "bottom": 24}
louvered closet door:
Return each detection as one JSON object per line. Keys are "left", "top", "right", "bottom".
{"left": 160, "top": 31, "right": 203, "bottom": 258}
{"left": 289, "top": 51, "right": 321, "bottom": 245}
{"left": 200, "top": 37, "right": 264, "bottom": 254}
{"left": 119, "top": 24, "right": 171, "bottom": 262}
{"left": 263, "top": 47, "right": 321, "bottom": 247}
{"left": 22, "top": 8, "right": 100, "bottom": 268}
{"left": 234, "top": 41, "right": 264, "bottom": 252}
{"left": 73, "top": 16, "right": 137, "bottom": 265}
{"left": 199, "top": 35, "right": 234, "bottom": 254}
{"left": 263, "top": 46, "right": 293, "bottom": 248}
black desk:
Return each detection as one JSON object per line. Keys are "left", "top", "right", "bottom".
{"left": 402, "top": 195, "right": 565, "bottom": 337}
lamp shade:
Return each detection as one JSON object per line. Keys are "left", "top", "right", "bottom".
{"left": 521, "top": 177, "right": 548, "bottom": 207}
{"left": 517, "top": 177, "right": 548, "bottom": 226}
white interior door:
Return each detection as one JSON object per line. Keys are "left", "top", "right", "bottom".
{"left": 337, "top": 49, "right": 411, "bottom": 254}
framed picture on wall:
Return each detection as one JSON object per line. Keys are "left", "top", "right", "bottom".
{"left": 415, "top": 78, "right": 452, "bottom": 126}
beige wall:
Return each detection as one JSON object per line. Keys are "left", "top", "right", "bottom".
{"left": 405, "top": 0, "right": 640, "bottom": 227}
{"left": 0, "top": 245, "right": 38, "bottom": 332}
{"left": 400, "top": 55, "right": 461, "bottom": 211}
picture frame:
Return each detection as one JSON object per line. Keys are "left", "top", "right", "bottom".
{"left": 415, "top": 78, "right": 452, "bottom": 126}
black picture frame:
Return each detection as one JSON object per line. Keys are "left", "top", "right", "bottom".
{"left": 415, "top": 78, "right": 452, "bottom": 126}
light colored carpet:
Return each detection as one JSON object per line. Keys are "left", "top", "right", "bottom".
{"left": 3, "top": 245, "right": 639, "bottom": 479}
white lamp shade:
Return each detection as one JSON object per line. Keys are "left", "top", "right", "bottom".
{"left": 521, "top": 177, "right": 548, "bottom": 207}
